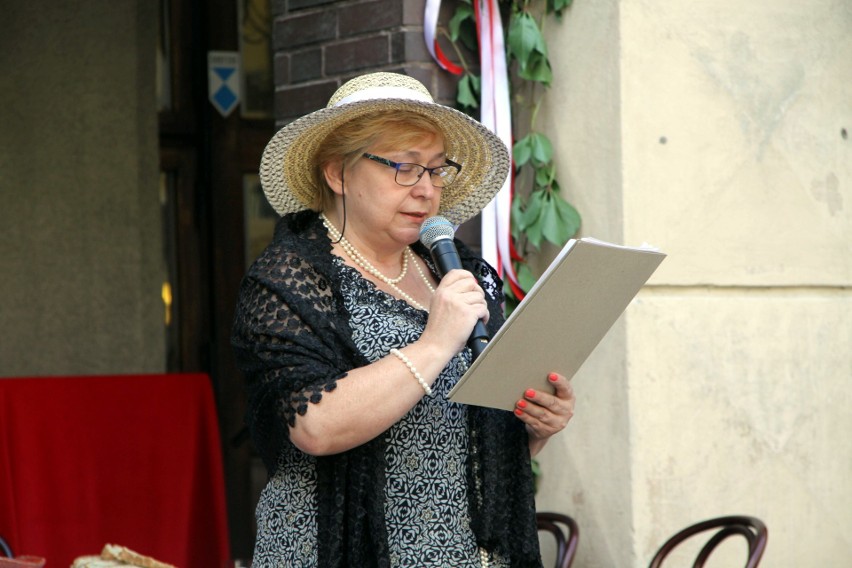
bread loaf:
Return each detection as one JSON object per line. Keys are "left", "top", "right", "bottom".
{"left": 70, "top": 545, "right": 177, "bottom": 568}
{"left": 101, "top": 545, "right": 176, "bottom": 568}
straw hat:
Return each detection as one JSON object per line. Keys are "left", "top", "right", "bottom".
{"left": 259, "top": 72, "right": 510, "bottom": 225}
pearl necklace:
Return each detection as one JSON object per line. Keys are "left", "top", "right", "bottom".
{"left": 322, "top": 215, "right": 408, "bottom": 284}
{"left": 410, "top": 251, "right": 435, "bottom": 293}
{"left": 322, "top": 214, "right": 435, "bottom": 311}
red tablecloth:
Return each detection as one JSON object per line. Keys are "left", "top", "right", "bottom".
{"left": 0, "top": 374, "right": 230, "bottom": 568}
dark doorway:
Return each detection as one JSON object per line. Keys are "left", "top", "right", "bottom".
{"left": 158, "top": 0, "right": 274, "bottom": 558}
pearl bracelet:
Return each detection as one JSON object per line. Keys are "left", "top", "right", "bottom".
{"left": 389, "top": 348, "right": 433, "bottom": 396}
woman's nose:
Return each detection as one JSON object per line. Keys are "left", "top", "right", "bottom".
{"left": 410, "top": 173, "right": 438, "bottom": 198}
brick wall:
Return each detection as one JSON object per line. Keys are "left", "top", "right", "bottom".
{"left": 270, "top": 0, "right": 463, "bottom": 125}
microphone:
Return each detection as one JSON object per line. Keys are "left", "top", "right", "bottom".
{"left": 419, "top": 216, "right": 490, "bottom": 360}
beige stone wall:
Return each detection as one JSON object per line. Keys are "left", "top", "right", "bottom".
{"left": 0, "top": 2, "right": 163, "bottom": 376}
{"left": 537, "top": 0, "right": 851, "bottom": 566}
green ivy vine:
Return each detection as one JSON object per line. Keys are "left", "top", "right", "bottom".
{"left": 444, "top": 0, "right": 581, "bottom": 309}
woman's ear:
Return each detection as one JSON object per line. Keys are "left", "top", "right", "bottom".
{"left": 322, "top": 160, "right": 345, "bottom": 196}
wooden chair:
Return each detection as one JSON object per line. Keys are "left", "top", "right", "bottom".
{"left": 648, "top": 515, "right": 768, "bottom": 568}
{"left": 536, "top": 512, "right": 579, "bottom": 568}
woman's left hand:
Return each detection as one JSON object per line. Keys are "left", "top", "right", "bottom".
{"left": 514, "top": 373, "right": 575, "bottom": 443}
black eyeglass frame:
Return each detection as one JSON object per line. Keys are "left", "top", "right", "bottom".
{"left": 361, "top": 153, "right": 462, "bottom": 187}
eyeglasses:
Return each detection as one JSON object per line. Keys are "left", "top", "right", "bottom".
{"left": 362, "top": 153, "right": 462, "bottom": 188}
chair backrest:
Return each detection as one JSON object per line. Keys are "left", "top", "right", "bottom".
{"left": 536, "top": 512, "right": 580, "bottom": 568}
{"left": 648, "top": 515, "right": 768, "bottom": 568}
{"left": 0, "top": 536, "right": 12, "bottom": 558}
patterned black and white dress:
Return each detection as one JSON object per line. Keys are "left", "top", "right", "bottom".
{"left": 251, "top": 258, "right": 508, "bottom": 567}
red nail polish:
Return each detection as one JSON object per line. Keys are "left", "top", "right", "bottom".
{"left": 517, "top": 400, "right": 527, "bottom": 409}
{"left": 525, "top": 389, "right": 536, "bottom": 398}
{"left": 548, "top": 373, "right": 558, "bottom": 382}
{"left": 514, "top": 408, "right": 524, "bottom": 416}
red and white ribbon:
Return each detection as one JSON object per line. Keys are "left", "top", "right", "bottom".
{"left": 424, "top": 0, "right": 464, "bottom": 75}
{"left": 424, "top": 0, "right": 522, "bottom": 297}
{"left": 474, "top": 0, "right": 522, "bottom": 295}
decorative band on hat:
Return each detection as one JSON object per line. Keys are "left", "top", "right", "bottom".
{"left": 333, "top": 87, "right": 434, "bottom": 107}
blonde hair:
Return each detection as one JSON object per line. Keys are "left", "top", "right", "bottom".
{"left": 309, "top": 110, "right": 447, "bottom": 211}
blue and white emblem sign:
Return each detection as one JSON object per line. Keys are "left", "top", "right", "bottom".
{"left": 208, "top": 51, "right": 241, "bottom": 117}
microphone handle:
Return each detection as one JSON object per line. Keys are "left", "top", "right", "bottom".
{"left": 467, "top": 324, "right": 490, "bottom": 360}
{"left": 429, "top": 239, "right": 491, "bottom": 361}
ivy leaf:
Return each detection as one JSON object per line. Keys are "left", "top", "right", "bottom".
{"left": 517, "top": 263, "right": 537, "bottom": 293}
{"left": 457, "top": 74, "right": 479, "bottom": 109}
{"left": 448, "top": 0, "right": 478, "bottom": 50}
{"left": 548, "top": 0, "right": 573, "bottom": 18}
{"left": 518, "top": 51, "right": 553, "bottom": 86}
{"left": 506, "top": 13, "right": 553, "bottom": 86}
{"left": 526, "top": 219, "right": 543, "bottom": 249}
{"left": 524, "top": 190, "right": 545, "bottom": 248}
{"left": 538, "top": 192, "right": 580, "bottom": 245}
{"left": 507, "top": 12, "right": 547, "bottom": 74}
{"left": 511, "top": 194, "right": 526, "bottom": 240}
{"left": 459, "top": 26, "right": 479, "bottom": 52}
{"left": 534, "top": 163, "right": 554, "bottom": 188}
{"left": 523, "top": 190, "right": 545, "bottom": 230}
{"left": 554, "top": 192, "right": 582, "bottom": 237}
{"left": 469, "top": 73, "right": 481, "bottom": 92}
{"left": 449, "top": 4, "right": 474, "bottom": 41}
{"left": 529, "top": 132, "right": 553, "bottom": 165}
{"left": 513, "top": 135, "right": 533, "bottom": 167}
{"left": 549, "top": 176, "right": 562, "bottom": 193}
{"left": 539, "top": 194, "right": 564, "bottom": 245}
{"left": 504, "top": 285, "right": 520, "bottom": 316}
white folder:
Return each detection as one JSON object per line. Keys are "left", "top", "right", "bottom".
{"left": 448, "top": 238, "right": 667, "bottom": 411}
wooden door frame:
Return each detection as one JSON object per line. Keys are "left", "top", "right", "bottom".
{"left": 159, "top": 0, "right": 274, "bottom": 558}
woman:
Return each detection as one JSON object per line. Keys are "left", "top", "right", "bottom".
{"left": 232, "top": 72, "right": 575, "bottom": 568}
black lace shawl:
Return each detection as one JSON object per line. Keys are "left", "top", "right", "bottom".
{"left": 232, "top": 210, "right": 542, "bottom": 567}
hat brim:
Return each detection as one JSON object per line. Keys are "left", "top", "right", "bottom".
{"left": 259, "top": 98, "right": 510, "bottom": 225}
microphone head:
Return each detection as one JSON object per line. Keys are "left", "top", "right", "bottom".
{"left": 419, "top": 216, "right": 455, "bottom": 247}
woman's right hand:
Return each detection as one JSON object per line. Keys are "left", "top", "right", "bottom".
{"left": 290, "top": 269, "right": 490, "bottom": 456}
{"left": 421, "top": 269, "right": 490, "bottom": 355}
